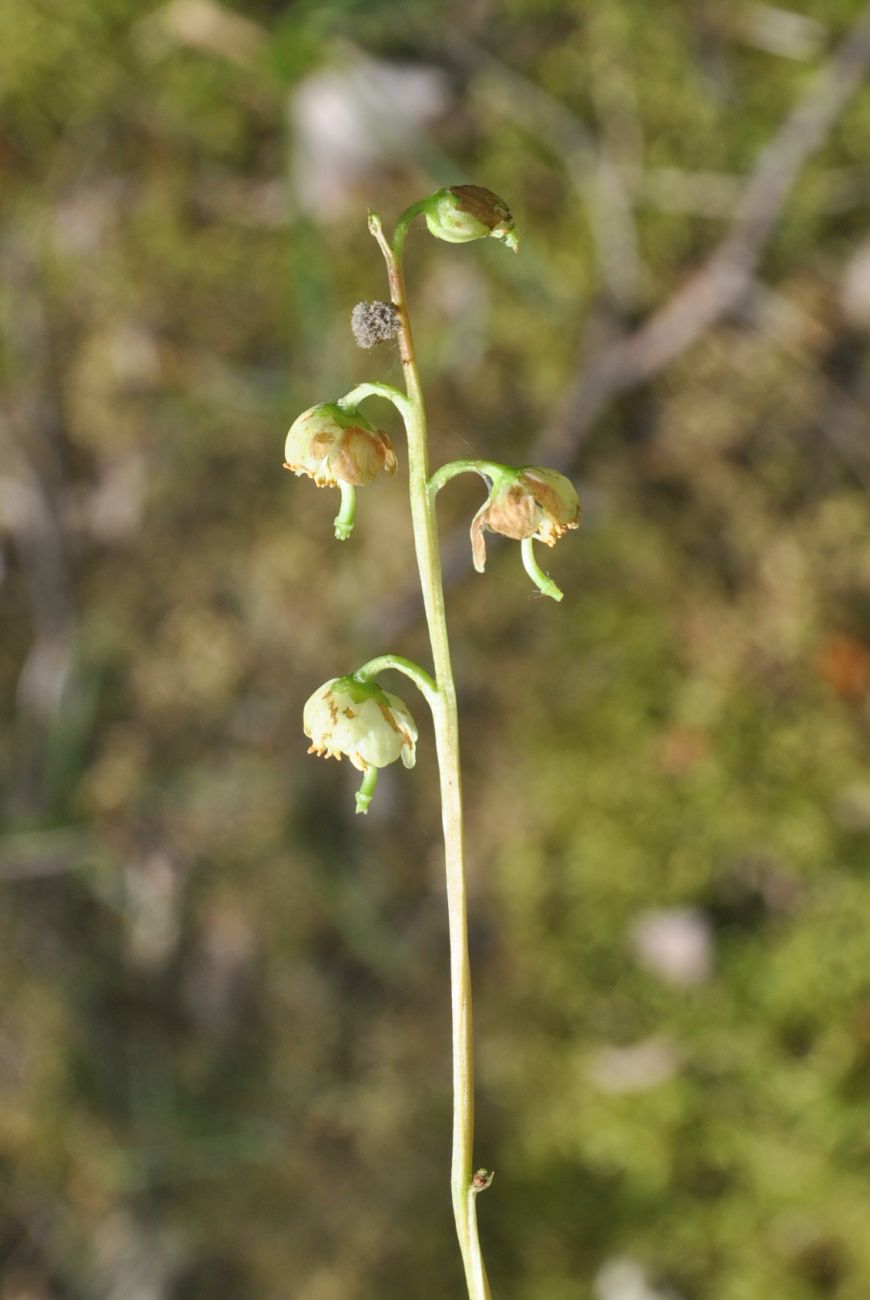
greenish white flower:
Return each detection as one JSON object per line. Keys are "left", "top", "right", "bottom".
{"left": 422, "top": 185, "right": 518, "bottom": 252}
{"left": 284, "top": 402, "right": 397, "bottom": 488}
{"left": 304, "top": 676, "right": 418, "bottom": 812}
{"left": 470, "top": 466, "right": 581, "bottom": 573}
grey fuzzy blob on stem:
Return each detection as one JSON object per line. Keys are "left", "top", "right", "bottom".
{"left": 351, "top": 300, "right": 400, "bottom": 348}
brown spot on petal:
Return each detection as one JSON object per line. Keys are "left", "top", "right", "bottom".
{"left": 331, "top": 427, "right": 392, "bottom": 486}
{"left": 311, "top": 430, "right": 337, "bottom": 459}
{"left": 451, "top": 185, "right": 513, "bottom": 232}
{"left": 485, "top": 483, "right": 540, "bottom": 540}
{"left": 376, "top": 701, "right": 402, "bottom": 734}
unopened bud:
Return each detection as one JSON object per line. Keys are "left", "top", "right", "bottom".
{"left": 422, "top": 185, "right": 518, "bottom": 252}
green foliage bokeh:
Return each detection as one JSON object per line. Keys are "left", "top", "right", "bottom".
{"left": 1, "top": 1, "right": 870, "bottom": 1297}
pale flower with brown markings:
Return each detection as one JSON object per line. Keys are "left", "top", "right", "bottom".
{"left": 303, "top": 676, "right": 417, "bottom": 773}
{"left": 470, "top": 466, "right": 581, "bottom": 573}
{"left": 422, "top": 185, "right": 518, "bottom": 252}
{"left": 284, "top": 402, "right": 397, "bottom": 488}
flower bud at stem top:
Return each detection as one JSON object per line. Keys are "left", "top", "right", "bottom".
{"left": 420, "top": 186, "right": 518, "bottom": 252}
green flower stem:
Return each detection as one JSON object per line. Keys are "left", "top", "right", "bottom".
{"left": 354, "top": 766, "right": 378, "bottom": 815}
{"left": 521, "top": 535, "right": 564, "bottom": 602}
{"left": 354, "top": 654, "right": 438, "bottom": 708}
{"left": 388, "top": 200, "right": 430, "bottom": 262}
{"left": 428, "top": 458, "right": 509, "bottom": 499}
{"left": 333, "top": 481, "right": 356, "bottom": 541}
{"left": 337, "top": 381, "right": 413, "bottom": 426}
{"left": 370, "top": 207, "right": 492, "bottom": 1300}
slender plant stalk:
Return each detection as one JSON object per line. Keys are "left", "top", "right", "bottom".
{"left": 369, "top": 210, "right": 492, "bottom": 1300}
{"left": 291, "top": 189, "right": 578, "bottom": 1292}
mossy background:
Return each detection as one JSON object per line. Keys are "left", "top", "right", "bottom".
{"left": 2, "top": 1, "right": 870, "bottom": 1296}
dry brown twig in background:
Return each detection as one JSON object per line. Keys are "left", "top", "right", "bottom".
{"left": 538, "top": 1, "right": 870, "bottom": 469}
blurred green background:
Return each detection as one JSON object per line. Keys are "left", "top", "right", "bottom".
{"left": 3, "top": 1, "right": 870, "bottom": 1297}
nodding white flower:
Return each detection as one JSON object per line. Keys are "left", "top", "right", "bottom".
{"left": 284, "top": 403, "right": 397, "bottom": 488}
{"left": 422, "top": 185, "right": 518, "bottom": 252}
{"left": 304, "top": 676, "right": 417, "bottom": 815}
{"left": 470, "top": 466, "right": 581, "bottom": 573}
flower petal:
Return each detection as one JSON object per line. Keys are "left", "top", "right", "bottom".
{"left": 470, "top": 502, "right": 489, "bottom": 573}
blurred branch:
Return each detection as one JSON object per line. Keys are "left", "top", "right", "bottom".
{"left": 739, "top": 4, "right": 825, "bottom": 62}
{"left": 635, "top": 163, "right": 870, "bottom": 218}
{"left": 0, "top": 240, "right": 78, "bottom": 816}
{"left": 0, "top": 457, "right": 76, "bottom": 718}
{"left": 741, "top": 283, "right": 870, "bottom": 490}
{"left": 538, "top": 2, "right": 870, "bottom": 466}
{"left": 0, "top": 827, "right": 95, "bottom": 881}
{"left": 636, "top": 167, "right": 743, "bottom": 219}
